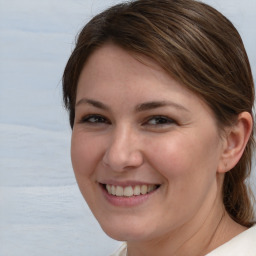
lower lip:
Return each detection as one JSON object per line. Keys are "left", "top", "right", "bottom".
{"left": 100, "top": 185, "right": 158, "bottom": 207}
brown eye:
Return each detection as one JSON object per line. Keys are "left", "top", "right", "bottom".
{"left": 81, "top": 114, "right": 110, "bottom": 124}
{"left": 146, "top": 116, "right": 175, "bottom": 126}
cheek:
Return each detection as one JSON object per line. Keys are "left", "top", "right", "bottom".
{"left": 71, "top": 131, "right": 104, "bottom": 210}
{"left": 71, "top": 131, "right": 102, "bottom": 178}
{"left": 146, "top": 136, "right": 192, "bottom": 176}
{"left": 146, "top": 132, "right": 221, "bottom": 182}
{"left": 146, "top": 134, "right": 221, "bottom": 221}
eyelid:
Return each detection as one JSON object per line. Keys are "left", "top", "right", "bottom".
{"left": 143, "top": 115, "right": 176, "bottom": 126}
{"left": 77, "top": 113, "right": 176, "bottom": 128}
{"left": 79, "top": 114, "right": 110, "bottom": 124}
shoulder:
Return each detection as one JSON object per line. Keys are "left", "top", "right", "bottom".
{"left": 206, "top": 225, "right": 256, "bottom": 256}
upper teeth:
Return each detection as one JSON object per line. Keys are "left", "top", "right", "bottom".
{"left": 106, "top": 184, "right": 157, "bottom": 197}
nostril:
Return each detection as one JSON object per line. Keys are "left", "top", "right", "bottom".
{"left": 102, "top": 147, "right": 144, "bottom": 172}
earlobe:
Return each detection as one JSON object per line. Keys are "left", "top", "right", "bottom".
{"left": 217, "top": 112, "right": 253, "bottom": 173}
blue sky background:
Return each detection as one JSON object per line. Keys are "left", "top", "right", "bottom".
{"left": 0, "top": 0, "right": 255, "bottom": 255}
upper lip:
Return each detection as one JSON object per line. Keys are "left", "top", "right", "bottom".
{"left": 99, "top": 180, "right": 161, "bottom": 187}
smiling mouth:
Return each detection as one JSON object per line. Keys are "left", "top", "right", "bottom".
{"left": 103, "top": 184, "right": 160, "bottom": 197}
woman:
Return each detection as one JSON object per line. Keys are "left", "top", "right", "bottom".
{"left": 62, "top": 0, "right": 255, "bottom": 255}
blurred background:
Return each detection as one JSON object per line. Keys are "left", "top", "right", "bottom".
{"left": 0, "top": 0, "right": 255, "bottom": 255}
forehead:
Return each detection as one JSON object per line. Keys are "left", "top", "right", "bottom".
{"left": 79, "top": 43, "right": 164, "bottom": 82}
{"left": 77, "top": 43, "right": 213, "bottom": 116}
{"left": 78, "top": 43, "right": 183, "bottom": 96}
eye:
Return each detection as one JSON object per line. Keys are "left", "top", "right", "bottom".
{"left": 144, "top": 116, "right": 176, "bottom": 126}
{"left": 80, "top": 114, "right": 110, "bottom": 124}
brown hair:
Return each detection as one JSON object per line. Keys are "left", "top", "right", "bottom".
{"left": 62, "top": 0, "right": 255, "bottom": 226}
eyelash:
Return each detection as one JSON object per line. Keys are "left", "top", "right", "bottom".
{"left": 79, "top": 114, "right": 176, "bottom": 127}
{"left": 144, "top": 116, "right": 176, "bottom": 127}
{"left": 80, "top": 114, "right": 110, "bottom": 124}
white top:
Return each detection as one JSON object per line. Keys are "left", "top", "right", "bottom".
{"left": 110, "top": 225, "right": 256, "bottom": 256}
{"left": 206, "top": 225, "right": 256, "bottom": 256}
{"left": 110, "top": 243, "right": 127, "bottom": 256}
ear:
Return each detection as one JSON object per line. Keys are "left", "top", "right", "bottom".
{"left": 217, "top": 112, "right": 253, "bottom": 173}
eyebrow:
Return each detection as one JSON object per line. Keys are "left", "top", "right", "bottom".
{"left": 135, "top": 101, "right": 189, "bottom": 112}
{"left": 75, "top": 98, "right": 110, "bottom": 110}
{"left": 75, "top": 98, "right": 189, "bottom": 113}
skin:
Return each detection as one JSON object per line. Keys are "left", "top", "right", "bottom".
{"left": 71, "top": 43, "right": 249, "bottom": 256}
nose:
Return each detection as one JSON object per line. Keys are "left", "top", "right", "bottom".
{"left": 102, "top": 126, "right": 144, "bottom": 172}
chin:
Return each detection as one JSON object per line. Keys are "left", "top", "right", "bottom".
{"left": 99, "top": 218, "right": 156, "bottom": 242}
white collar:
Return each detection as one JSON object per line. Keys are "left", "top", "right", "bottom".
{"left": 206, "top": 225, "right": 256, "bottom": 256}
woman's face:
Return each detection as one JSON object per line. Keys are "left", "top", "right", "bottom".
{"left": 71, "top": 43, "right": 225, "bottom": 242}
